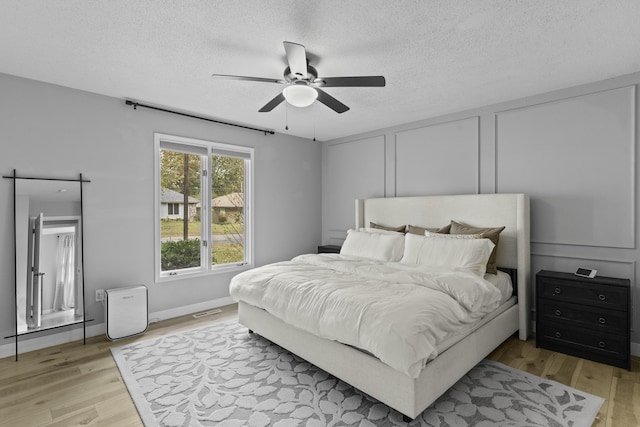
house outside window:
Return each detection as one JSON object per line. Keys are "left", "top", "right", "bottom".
{"left": 164, "top": 198, "right": 193, "bottom": 218}
{"left": 155, "top": 133, "right": 253, "bottom": 281}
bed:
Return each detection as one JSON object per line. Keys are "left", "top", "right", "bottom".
{"left": 232, "top": 193, "right": 531, "bottom": 420}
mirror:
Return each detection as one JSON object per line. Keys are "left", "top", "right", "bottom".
{"left": 15, "top": 178, "right": 84, "bottom": 335}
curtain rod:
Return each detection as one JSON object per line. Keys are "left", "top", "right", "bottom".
{"left": 125, "top": 99, "right": 275, "bottom": 135}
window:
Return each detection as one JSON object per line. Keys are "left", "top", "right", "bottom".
{"left": 167, "top": 203, "right": 179, "bottom": 215}
{"left": 155, "top": 133, "right": 253, "bottom": 281}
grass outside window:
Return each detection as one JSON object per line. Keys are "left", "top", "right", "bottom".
{"left": 160, "top": 219, "right": 245, "bottom": 267}
{"left": 160, "top": 219, "right": 244, "bottom": 239}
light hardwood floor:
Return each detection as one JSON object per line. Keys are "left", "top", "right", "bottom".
{"left": 1, "top": 304, "right": 638, "bottom": 426}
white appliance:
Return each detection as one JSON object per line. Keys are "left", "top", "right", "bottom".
{"left": 105, "top": 285, "right": 148, "bottom": 340}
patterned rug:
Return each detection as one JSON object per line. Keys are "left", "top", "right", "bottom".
{"left": 111, "top": 320, "right": 603, "bottom": 426}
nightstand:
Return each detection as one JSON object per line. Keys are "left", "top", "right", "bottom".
{"left": 317, "top": 245, "right": 341, "bottom": 254}
{"left": 536, "top": 270, "right": 630, "bottom": 370}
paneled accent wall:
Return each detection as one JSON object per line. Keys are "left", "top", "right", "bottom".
{"left": 496, "top": 86, "right": 635, "bottom": 249}
{"left": 395, "top": 117, "right": 479, "bottom": 196}
{"left": 322, "top": 71, "right": 640, "bottom": 349}
{"left": 323, "top": 135, "right": 386, "bottom": 245}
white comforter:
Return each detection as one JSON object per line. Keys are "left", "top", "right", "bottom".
{"left": 229, "top": 253, "right": 502, "bottom": 378}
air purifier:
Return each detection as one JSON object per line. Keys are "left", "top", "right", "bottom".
{"left": 105, "top": 285, "right": 148, "bottom": 340}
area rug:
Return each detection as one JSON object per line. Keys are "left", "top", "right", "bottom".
{"left": 111, "top": 320, "right": 604, "bottom": 426}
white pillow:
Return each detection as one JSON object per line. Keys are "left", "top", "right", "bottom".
{"left": 340, "top": 229, "right": 405, "bottom": 262}
{"left": 400, "top": 233, "right": 495, "bottom": 276}
{"left": 359, "top": 227, "right": 404, "bottom": 235}
{"left": 424, "top": 230, "right": 482, "bottom": 239}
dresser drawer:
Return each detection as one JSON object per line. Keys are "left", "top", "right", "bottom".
{"left": 538, "top": 276, "right": 628, "bottom": 311}
{"left": 537, "top": 299, "right": 628, "bottom": 335}
{"left": 537, "top": 321, "right": 629, "bottom": 369}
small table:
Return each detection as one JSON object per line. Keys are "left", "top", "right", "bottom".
{"left": 536, "top": 270, "right": 630, "bottom": 370}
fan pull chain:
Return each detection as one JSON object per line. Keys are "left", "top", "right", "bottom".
{"left": 285, "top": 103, "right": 289, "bottom": 131}
{"left": 313, "top": 103, "right": 316, "bottom": 141}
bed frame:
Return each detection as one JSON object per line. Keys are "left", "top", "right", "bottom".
{"left": 238, "top": 193, "right": 530, "bottom": 419}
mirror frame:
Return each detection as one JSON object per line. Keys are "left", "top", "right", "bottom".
{"left": 3, "top": 170, "right": 90, "bottom": 361}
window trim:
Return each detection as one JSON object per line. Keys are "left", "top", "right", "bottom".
{"left": 154, "top": 133, "right": 254, "bottom": 283}
{"left": 167, "top": 203, "right": 179, "bottom": 216}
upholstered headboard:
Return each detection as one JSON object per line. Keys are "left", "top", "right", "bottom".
{"left": 355, "top": 193, "right": 531, "bottom": 339}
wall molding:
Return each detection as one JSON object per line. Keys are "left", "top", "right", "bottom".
{"left": 493, "top": 84, "right": 638, "bottom": 116}
{"left": 383, "top": 134, "right": 388, "bottom": 197}
{"left": 495, "top": 85, "right": 636, "bottom": 248}
{"left": 531, "top": 252, "right": 636, "bottom": 265}
{"left": 323, "top": 135, "right": 386, "bottom": 243}
{"left": 393, "top": 116, "right": 480, "bottom": 196}
{"left": 324, "top": 133, "right": 387, "bottom": 148}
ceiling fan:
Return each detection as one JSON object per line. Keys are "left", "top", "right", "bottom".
{"left": 212, "top": 41, "right": 385, "bottom": 114}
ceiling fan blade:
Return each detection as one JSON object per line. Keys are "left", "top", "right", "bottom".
{"left": 315, "top": 88, "right": 349, "bottom": 114}
{"left": 212, "top": 74, "right": 286, "bottom": 84}
{"left": 258, "top": 92, "right": 286, "bottom": 112}
{"left": 315, "top": 76, "right": 386, "bottom": 87}
{"left": 283, "top": 41, "right": 308, "bottom": 80}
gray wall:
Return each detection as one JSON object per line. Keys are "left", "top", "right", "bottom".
{"left": 322, "top": 71, "right": 640, "bottom": 350}
{"left": 0, "top": 73, "right": 322, "bottom": 347}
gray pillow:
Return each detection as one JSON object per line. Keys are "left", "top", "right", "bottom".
{"left": 406, "top": 224, "right": 451, "bottom": 235}
{"left": 369, "top": 222, "right": 406, "bottom": 233}
{"left": 450, "top": 220, "right": 505, "bottom": 274}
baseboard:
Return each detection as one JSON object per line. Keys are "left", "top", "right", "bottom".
{"left": 0, "top": 323, "right": 107, "bottom": 359}
{"left": 0, "top": 296, "right": 236, "bottom": 359}
{"left": 148, "top": 296, "right": 235, "bottom": 323}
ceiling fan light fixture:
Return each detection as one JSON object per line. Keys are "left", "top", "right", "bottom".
{"left": 283, "top": 84, "right": 318, "bottom": 108}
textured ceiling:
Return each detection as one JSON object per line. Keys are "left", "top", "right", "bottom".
{"left": 1, "top": 1, "right": 639, "bottom": 141}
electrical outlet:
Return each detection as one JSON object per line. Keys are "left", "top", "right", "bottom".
{"left": 95, "top": 289, "right": 105, "bottom": 302}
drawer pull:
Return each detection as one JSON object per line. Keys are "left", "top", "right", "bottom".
{"left": 555, "top": 331, "right": 561, "bottom": 338}
{"left": 599, "top": 317, "right": 606, "bottom": 324}
{"left": 598, "top": 294, "right": 606, "bottom": 301}
{"left": 599, "top": 341, "right": 606, "bottom": 348}
{"left": 554, "top": 287, "right": 561, "bottom": 295}
{"left": 555, "top": 310, "right": 562, "bottom": 316}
